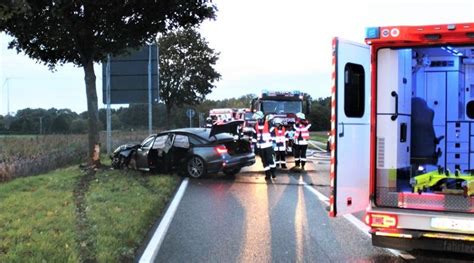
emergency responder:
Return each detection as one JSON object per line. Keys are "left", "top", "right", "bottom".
{"left": 270, "top": 118, "right": 287, "bottom": 169}
{"left": 286, "top": 122, "right": 295, "bottom": 154}
{"left": 254, "top": 111, "right": 276, "bottom": 179}
{"left": 205, "top": 117, "right": 213, "bottom": 128}
{"left": 293, "top": 112, "right": 311, "bottom": 169}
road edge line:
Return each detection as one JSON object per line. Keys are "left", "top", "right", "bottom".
{"left": 303, "top": 184, "right": 329, "bottom": 203}
{"left": 139, "top": 177, "right": 189, "bottom": 263}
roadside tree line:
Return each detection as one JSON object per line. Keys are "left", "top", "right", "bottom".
{"left": 0, "top": 95, "right": 330, "bottom": 134}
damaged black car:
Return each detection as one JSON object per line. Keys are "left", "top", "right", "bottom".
{"left": 111, "top": 120, "right": 256, "bottom": 178}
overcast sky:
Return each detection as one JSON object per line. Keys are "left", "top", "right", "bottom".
{"left": 1, "top": 0, "right": 474, "bottom": 114}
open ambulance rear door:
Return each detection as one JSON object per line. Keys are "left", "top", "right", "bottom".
{"left": 330, "top": 38, "right": 371, "bottom": 217}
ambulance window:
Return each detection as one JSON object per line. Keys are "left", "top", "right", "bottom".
{"left": 344, "top": 63, "right": 365, "bottom": 118}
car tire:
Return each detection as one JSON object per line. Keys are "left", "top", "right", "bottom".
{"left": 187, "top": 156, "right": 207, "bottom": 178}
{"left": 223, "top": 167, "right": 241, "bottom": 176}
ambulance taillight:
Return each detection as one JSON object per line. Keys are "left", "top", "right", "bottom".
{"left": 365, "top": 213, "right": 398, "bottom": 229}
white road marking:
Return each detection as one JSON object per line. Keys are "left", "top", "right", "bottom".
{"left": 303, "top": 184, "right": 329, "bottom": 204}
{"left": 308, "top": 140, "right": 326, "bottom": 152}
{"left": 342, "top": 213, "right": 370, "bottom": 237}
{"left": 139, "top": 178, "right": 189, "bottom": 263}
{"left": 302, "top": 182, "right": 413, "bottom": 260}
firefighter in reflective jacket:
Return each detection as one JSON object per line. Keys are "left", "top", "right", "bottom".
{"left": 293, "top": 112, "right": 311, "bottom": 169}
{"left": 254, "top": 111, "right": 276, "bottom": 179}
{"left": 205, "top": 117, "right": 213, "bottom": 128}
{"left": 270, "top": 119, "right": 287, "bottom": 169}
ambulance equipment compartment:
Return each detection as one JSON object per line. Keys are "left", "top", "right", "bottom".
{"left": 375, "top": 45, "right": 474, "bottom": 213}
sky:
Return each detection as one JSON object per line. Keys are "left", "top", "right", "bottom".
{"left": 1, "top": 0, "right": 474, "bottom": 115}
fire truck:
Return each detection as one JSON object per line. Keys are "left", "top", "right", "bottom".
{"left": 250, "top": 90, "right": 311, "bottom": 153}
{"left": 250, "top": 90, "right": 311, "bottom": 126}
{"left": 331, "top": 23, "right": 474, "bottom": 254}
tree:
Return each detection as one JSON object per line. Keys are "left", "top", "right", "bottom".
{"left": 70, "top": 118, "right": 87, "bottom": 134}
{"left": 308, "top": 97, "right": 330, "bottom": 131}
{"left": 159, "top": 27, "right": 221, "bottom": 128}
{"left": 0, "top": 0, "right": 28, "bottom": 20}
{"left": 0, "top": 1, "right": 215, "bottom": 166}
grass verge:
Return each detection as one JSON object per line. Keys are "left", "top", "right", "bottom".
{"left": 87, "top": 169, "right": 177, "bottom": 261}
{"left": 0, "top": 165, "right": 178, "bottom": 262}
{"left": 310, "top": 131, "right": 329, "bottom": 144}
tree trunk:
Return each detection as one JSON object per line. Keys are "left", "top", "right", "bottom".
{"left": 83, "top": 60, "right": 101, "bottom": 167}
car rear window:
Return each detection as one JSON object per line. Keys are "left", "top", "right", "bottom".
{"left": 194, "top": 130, "right": 233, "bottom": 142}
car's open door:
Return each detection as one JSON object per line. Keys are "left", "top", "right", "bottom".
{"left": 136, "top": 135, "right": 156, "bottom": 171}
{"left": 330, "top": 38, "right": 371, "bottom": 217}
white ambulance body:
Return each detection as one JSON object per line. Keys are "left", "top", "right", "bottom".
{"left": 209, "top": 108, "right": 234, "bottom": 122}
{"left": 331, "top": 23, "right": 474, "bottom": 254}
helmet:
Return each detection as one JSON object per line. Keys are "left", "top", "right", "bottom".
{"left": 296, "top": 112, "right": 305, "bottom": 120}
{"left": 253, "top": 111, "right": 264, "bottom": 120}
{"left": 206, "top": 117, "right": 212, "bottom": 121}
{"left": 266, "top": 114, "right": 274, "bottom": 121}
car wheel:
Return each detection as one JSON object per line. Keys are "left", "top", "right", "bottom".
{"left": 223, "top": 167, "right": 241, "bottom": 176}
{"left": 187, "top": 156, "right": 207, "bottom": 178}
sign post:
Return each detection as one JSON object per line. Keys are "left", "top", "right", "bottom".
{"left": 106, "top": 54, "right": 112, "bottom": 155}
{"left": 186, "top": 108, "right": 195, "bottom": 127}
{"left": 148, "top": 45, "right": 152, "bottom": 135}
{"left": 102, "top": 45, "right": 160, "bottom": 150}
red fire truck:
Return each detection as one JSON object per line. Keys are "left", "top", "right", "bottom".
{"left": 250, "top": 90, "right": 311, "bottom": 127}
{"left": 331, "top": 23, "right": 474, "bottom": 254}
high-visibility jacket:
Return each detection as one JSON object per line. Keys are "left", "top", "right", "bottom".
{"left": 270, "top": 126, "right": 286, "bottom": 151}
{"left": 294, "top": 123, "right": 311, "bottom": 145}
{"left": 255, "top": 120, "right": 272, "bottom": 148}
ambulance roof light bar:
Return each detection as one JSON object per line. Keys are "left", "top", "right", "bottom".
{"left": 365, "top": 27, "right": 380, "bottom": 39}
{"left": 364, "top": 22, "right": 474, "bottom": 45}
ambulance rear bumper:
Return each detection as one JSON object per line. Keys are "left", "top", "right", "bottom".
{"left": 371, "top": 229, "right": 474, "bottom": 255}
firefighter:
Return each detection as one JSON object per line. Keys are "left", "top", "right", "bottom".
{"left": 254, "top": 111, "right": 276, "bottom": 180}
{"left": 205, "top": 117, "right": 213, "bottom": 128}
{"left": 286, "top": 122, "right": 295, "bottom": 154}
{"left": 293, "top": 112, "right": 311, "bottom": 169}
{"left": 270, "top": 118, "right": 287, "bottom": 169}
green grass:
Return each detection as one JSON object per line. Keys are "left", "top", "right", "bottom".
{"left": 0, "top": 167, "right": 81, "bottom": 262}
{"left": 87, "top": 170, "right": 177, "bottom": 261}
{"left": 0, "top": 164, "right": 178, "bottom": 262}
{"left": 310, "top": 131, "right": 329, "bottom": 143}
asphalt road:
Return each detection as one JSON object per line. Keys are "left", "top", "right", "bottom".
{"left": 152, "top": 152, "right": 474, "bottom": 262}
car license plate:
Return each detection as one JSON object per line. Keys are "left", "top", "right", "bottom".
{"left": 431, "top": 217, "right": 474, "bottom": 232}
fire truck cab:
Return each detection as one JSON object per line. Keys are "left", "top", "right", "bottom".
{"left": 251, "top": 90, "right": 311, "bottom": 126}
{"left": 331, "top": 23, "right": 474, "bottom": 254}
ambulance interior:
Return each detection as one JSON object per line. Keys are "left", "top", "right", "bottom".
{"left": 376, "top": 45, "right": 474, "bottom": 213}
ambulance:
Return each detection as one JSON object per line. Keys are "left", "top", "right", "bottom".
{"left": 209, "top": 108, "right": 234, "bottom": 122}
{"left": 331, "top": 23, "right": 474, "bottom": 254}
